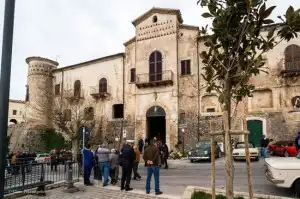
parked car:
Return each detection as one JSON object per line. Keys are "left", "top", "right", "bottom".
{"left": 188, "top": 140, "right": 222, "bottom": 163}
{"left": 232, "top": 142, "right": 259, "bottom": 161}
{"left": 265, "top": 153, "right": 300, "bottom": 196}
{"left": 268, "top": 141, "right": 297, "bottom": 157}
{"left": 35, "top": 153, "right": 50, "bottom": 164}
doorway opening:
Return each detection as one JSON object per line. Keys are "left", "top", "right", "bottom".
{"left": 146, "top": 106, "right": 166, "bottom": 144}
{"left": 247, "top": 120, "right": 263, "bottom": 147}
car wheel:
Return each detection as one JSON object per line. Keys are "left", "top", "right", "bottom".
{"left": 284, "top": 151, "right": 290, "bottom": 157}
{"left": 255, "top": 156, "right": 259, "bottom": 161}
{"left": 190, "top": 159, "right": 194, "bottom": 163}
{"left": 294, "top": 179, "right": 300, "bottom": 197}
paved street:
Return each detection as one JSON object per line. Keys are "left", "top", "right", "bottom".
{"left": 12, "top": 157, "right": 296, "bottom": 198}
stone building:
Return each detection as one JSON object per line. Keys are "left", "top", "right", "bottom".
{"left": 24, "top": 8, "right": 300, "bottom": 150}
{"left": 8, "top": 99, "right": 25, "bottom": 125}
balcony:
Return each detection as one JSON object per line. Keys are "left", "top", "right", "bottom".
{"left": 135, "top": 70, "right": 174, "bottom": 88}
{"left": 64, "top": 89, "right": 84, "bottom": 101}
{"left": 90, "top": 85, "right": 110, "bottom": 99}
{"left": 280, "top": 58, "right": 300, "bottom": 77}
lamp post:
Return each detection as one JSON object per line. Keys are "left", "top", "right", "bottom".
{"left": 181, "top": 128, "right": 185, "bottom": 154}
{"left": 0, "top": 1, "right": 16, "bottom": 198}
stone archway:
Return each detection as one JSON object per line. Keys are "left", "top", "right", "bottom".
{"left": 146, "top": 106, "right": 166, "bottom": 143}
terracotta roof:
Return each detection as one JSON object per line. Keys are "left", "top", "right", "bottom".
{"left": 9, "top": 99, "right": 25, "bottom": 104}
{"left": 132, "top": 7, "right": 183, "bottom": 27}
{"left": 53, "top": 53, "right": 125, "bottom": 72}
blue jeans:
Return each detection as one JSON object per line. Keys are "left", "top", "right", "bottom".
{"left": 261, "top": 147, "right": 268, "bottom": 158}
{"left": 146, "top": 166, "right": 160, "bottom": 193}
{"left": 99, "top": 162, "right": 110, "bottom": 185}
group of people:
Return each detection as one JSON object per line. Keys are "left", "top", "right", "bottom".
{"left": 83, "top": 137, "right": 169, "bottom": 195}
{"left": 6, "top": 152, "right": 36, "bottom": 174}
{"left": 49, "top": 148, "right": 73, "bottom": 172}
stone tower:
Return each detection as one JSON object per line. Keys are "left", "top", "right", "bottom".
{"left": 25, "top": 57, "right": 59, "bottom": 129}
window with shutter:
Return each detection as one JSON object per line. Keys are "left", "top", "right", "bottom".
{"left": 181, "top": 60, "right": 191, "bottom": 75}
{"left": 130, "top": 68, "right": 136, "bottom": 83}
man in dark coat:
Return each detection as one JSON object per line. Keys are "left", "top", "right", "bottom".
{"left": 120, "top": 142, "right": 135, "bottom": 191}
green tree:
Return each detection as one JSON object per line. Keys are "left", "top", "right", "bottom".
{"left": 40, "top": 129, "right": 71, "bottom": 152}
{"left": 197, "top": 0, "right": 300, "bottom": 198}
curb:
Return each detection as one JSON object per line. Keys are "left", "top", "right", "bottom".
{"left": 4, "top": 179, "right": 82, "bottom": 199}
{"left": 181, "top": 186, "right": 295, "bottom": 199}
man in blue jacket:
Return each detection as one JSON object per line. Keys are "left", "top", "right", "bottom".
{"left": 83, "top": 144, "right": 94, "bottom": 186}
{"left": 295, "top": 132, "right": 300, "bottom": 153}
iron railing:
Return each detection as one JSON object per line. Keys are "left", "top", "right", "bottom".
{"left": 89, "top": 85, "right": 111, "bottom": 97}
{"left": 64, "top": 89, "right": 85, "bottom": 100}
{"left": 4, "top": 158, "right": 80, "bottom": 195}
{"left": 135, "top": 70, "right": 173, "bottom": 85}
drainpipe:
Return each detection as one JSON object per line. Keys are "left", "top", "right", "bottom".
{"left": 197, "top": 32, "right": 200, "bottom": 141}
{"left": 119, "top": 56, "right": 125, "bottom": 149}
{"left": 176, "top": 24, "right": 180, "bottom": 149}
{"left": 61, "top": 70, "right": 64, "bottom": 111}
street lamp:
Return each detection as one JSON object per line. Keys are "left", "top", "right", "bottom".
{"left": 181, "top": 128, "right": 185, "bottom": 154}
{"left": 0, "top": 1, "right": 16, "bottom": 198}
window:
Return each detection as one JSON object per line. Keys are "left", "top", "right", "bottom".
{"left": 285, "top": 44, "right": 300, "bottom": 71}
{"left": 181, "top": 60, "right": 191, "bottom": 75}
{"left": 206, "top": 108, "right": 216, "bottom": 112}
{"left": 84, "top": 107, "right": 94, "bottom": 121}
{"left": 149, "top": 51, "right": 163, "bottom": 82}
{"left": 55, "top": 84, "right": 60, "bottom": 95}
{"left": 99, "top": 78, "right": 107, "bottom": 93}
{"left": 113, "top": 104, "right": 124, "bottom": 119}
{"left": 63, "top": 109, "right": 71, "bottom": 121}
{"left": 74, "top": 80, "right": 81, "bottom": 97}
{"left": 152, "top": 16, "right": 158, "bottom": 23}
{"left": 12, "top": 110, "right": 17, "bottom": 115}
{"left": 179, "top": 112, "right": 185, "bottom": 122}
{"left": 25, "top": 85, "right": 29, "bottom": 102}
{"left": 130, "top": 68, "right": 136, "bottom": 83}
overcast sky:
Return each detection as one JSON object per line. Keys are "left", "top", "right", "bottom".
{"left": 0, "top": 0, "right": 299, "bottom": 100}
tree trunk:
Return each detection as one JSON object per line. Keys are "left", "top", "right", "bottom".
{"left": 72, "top": 139, "right": 79, "bottom": 161}
{"left": 223, "top": 81, "right": 234, "bottom": 199}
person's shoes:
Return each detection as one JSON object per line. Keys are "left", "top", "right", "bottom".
{"left": 103, "top": 184, "right": 108, "bottom": 187}
{"left": 125, "top": 187, "right": 133, "bottom": 191}
{"left": 164, "top": 167, "right": 168, "bottom": 169}
{"left": 146, "top": 191, "right": 150, "bottom": 194}
{"left": 85, "top": 183, "right": 93, "bottom": 186}
{"left": 121, "top": 187, "right": 125, "bottom": 191}
{"left": 155, "top": 191, "right": 163, "bottom": 195}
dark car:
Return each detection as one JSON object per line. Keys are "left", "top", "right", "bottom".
{"left": 188, "top": 140, "right": 222, "bottom": 163}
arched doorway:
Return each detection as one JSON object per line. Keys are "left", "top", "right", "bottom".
{"left": 9, "top": 119, "right": 17, "bottom": 124}
{"left": 247, "top": 120, "right": 263, "bottom": 147}
{"left": 146, "top": 106, "right": 166, "bottom": 143}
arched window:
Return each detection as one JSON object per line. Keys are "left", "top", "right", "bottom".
{"left": 74, "top": 80, "right": 81, "bottom": 97}
{"left": 84, "top": 107, "right": 94, "bottom": 120}
{"left": 285, "top": 44, "right": 300, "bottom": 71}
{"left": 99, "top": 78, "right": 107, "bottom": 93}
{"left": 63, "top": 109, "right": 71, "bottom": 121}
{"left": 149, "top": 51, "right": 163, "bottom": 82}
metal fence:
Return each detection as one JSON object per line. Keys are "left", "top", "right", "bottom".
{"left": 4, "top": 159, "right": 80, "bottom": 195}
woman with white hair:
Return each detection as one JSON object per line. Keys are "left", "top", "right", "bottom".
{"left": 109, "top": 149, "right": 119, "bottom": 185}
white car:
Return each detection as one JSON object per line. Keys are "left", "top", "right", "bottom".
{"left": 265, "top": 153, "right": 300, "bottom": 196}
{"left": 35, "top": 153, "right": 50, "bottom": 164}
{"left": 232, "top": 142, "right": 259, "bottom": 161}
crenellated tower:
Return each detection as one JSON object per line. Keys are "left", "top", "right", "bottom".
{"left": 25, "top": 57, "right": 59, "bottom": 129}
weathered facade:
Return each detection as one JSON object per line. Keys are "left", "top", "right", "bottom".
{"left": 24, "top": 8, "right": 300, "bottom": 150}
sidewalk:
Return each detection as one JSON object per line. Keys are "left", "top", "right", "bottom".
{"left": 18, "top": 182, "right": 179, "bottom": 199}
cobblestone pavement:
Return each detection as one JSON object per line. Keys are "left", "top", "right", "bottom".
{"left": 18, "top": 183, "right": 175, "bottom": 199}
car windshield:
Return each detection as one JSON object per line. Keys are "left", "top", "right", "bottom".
{"left": 196, "top": 142, "right": 210, "bottom": 149}
{"left": 236, "top": 143, "right": 254, "bottom": 149}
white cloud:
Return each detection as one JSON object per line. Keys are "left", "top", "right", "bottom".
{"left": 0, "top": 0, "right": 299, "bottom": 99}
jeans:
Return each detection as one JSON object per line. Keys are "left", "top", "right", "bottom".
{"left": 84, "top": 165, "right": 92, "bottom": 184}
{"left": 99, "top": 162, "right": 110, "bottom": 185}
{"left": 146, "top": 166, "right": 160, "bottom": 193}
{"left": 261, "top": 147, "right": 268, "bottom": 158}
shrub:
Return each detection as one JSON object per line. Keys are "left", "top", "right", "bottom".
{"left": 191, "top": 191, "right": 244, "bottom": 199}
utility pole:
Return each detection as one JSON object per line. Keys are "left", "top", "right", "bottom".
{"left": 0, "top": 0, "right": 16, "bottom": 198}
